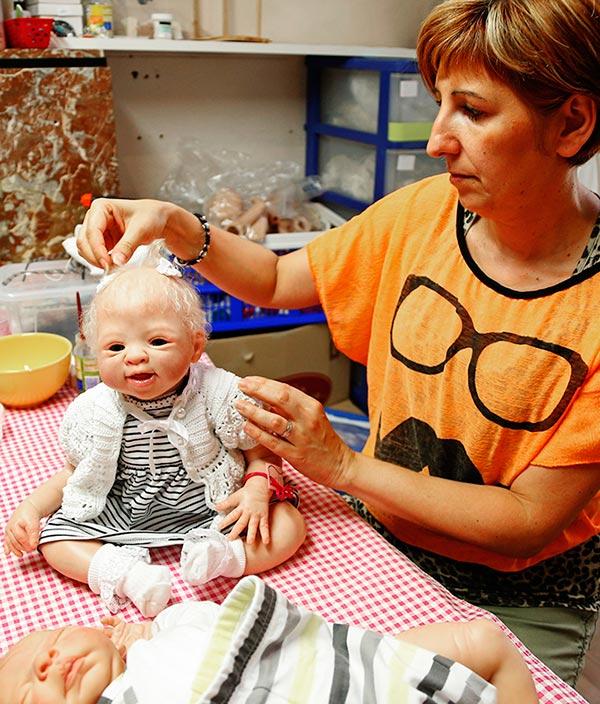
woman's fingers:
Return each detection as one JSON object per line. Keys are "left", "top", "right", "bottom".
{"left": 238, "top": 377, "right": 301, "bottom": 413}
{"left": 78, "top": 200, "right": 121, "bottom": 269}
{"left": 236, "top": 398, "right": 296, "bottom": 442}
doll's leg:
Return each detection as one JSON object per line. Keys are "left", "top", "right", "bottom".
{"left": 395, "top": 619, "right": 538, "bottom": 704}
{"left": 41, "top": 540, "right": 171, "bottom": 617}
{"left": 40, "top": 538, "right": 103, "bottom": 582}
{"left": 181, "top": 502, "right": 305, "bottom": 586}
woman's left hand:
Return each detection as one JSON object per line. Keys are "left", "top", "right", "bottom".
{"left": 235, "top": 376, "right": 356, "bottom": 490}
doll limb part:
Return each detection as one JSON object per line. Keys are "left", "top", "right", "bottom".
{"left": 395, "top": 619, "right": 538, "bottom": 704}
{"left": 41, "top": 540, "right": 171, "bottom": 617}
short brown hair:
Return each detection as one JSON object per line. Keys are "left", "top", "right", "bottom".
{"left": 417, "top": 0, "right": 600, "bottom": 165}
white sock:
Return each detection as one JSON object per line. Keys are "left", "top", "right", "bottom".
{"left": 180, "top": 529, "right": 246, "bottom": 586}
{"left": 118, "top": 561, "right": 172, "bottom": 618}
{"left": 88, "top": 544, "right": 172, "bottom": 617}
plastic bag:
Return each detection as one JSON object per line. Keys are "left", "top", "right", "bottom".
{"left": 157, "top": 141, "right": 325, "bottom": 242}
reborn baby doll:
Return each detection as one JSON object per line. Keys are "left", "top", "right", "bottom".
{"left": 0, "top": 576, "right": 538, "bottom": 704}
{"left": 4, "top": 253, "right": 305, "bottom": 617}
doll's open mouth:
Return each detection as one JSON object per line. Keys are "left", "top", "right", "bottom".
{"left": 128, "top": 373, "right": 154, "bottom": 382}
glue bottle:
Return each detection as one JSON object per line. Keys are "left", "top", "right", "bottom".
{"left": 73, "top": 333, "right": 101, "bottom": 393}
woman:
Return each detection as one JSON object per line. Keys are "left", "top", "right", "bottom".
{"left": 76, "top": 0, "right": 599, "bottom": 686}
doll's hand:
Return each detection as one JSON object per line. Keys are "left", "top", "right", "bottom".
{"left": 101, "top": 616, "right": 153, "bottom": 652}
{"left": 215, "top": 478, "right": 271, "bottom": 545}
{"left": 3, "top": 499, "right": 42, "bottom": 557}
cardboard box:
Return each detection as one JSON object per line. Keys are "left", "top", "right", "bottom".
{"left": 206, "top": 324, "right": 350, "bottom": 405}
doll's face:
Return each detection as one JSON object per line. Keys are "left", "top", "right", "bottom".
{"left": 0, "top": 626, "right": 125, "bottom": 704}
{"left": 94, "top": 280, "right": 205, "bottom": 401}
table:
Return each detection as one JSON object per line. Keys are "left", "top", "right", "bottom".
{"left": 0, "top": 385, "right": 586, "bottom": 703}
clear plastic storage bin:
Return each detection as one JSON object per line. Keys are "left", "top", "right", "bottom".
{"left": 0, "top": 260, "right": 97, "bottom": 341}
{"left": 320, "top": 67, "right": 437, "bottom": 140}
{"left": 319, "top": 135, "right": 444, "bottom": 202}
{"left": 306, "top": 56, "right": 441, "bottom": 210}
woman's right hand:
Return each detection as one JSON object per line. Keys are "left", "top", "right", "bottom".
{"left": 235, "top": 376, "right": 357, "bottom": 491}
{"left": 76, "top": 197, "right": 200, "bottom": 270}
{"left": 3, "top": 499, "right": 43, "bottom": 557}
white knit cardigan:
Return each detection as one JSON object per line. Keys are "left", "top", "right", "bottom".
{"left": 60, "top": 363, "right": 258, "bottom": 521}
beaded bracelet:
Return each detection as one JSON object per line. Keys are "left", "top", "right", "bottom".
{"left": 172, "top": 213, "right": 211, "bottom": 268}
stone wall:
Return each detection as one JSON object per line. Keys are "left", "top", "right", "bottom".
{"left": 0, "top": 49, "right": 119, "bottom": 264}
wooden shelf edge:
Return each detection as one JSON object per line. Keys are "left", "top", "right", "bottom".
{"left": 51, "top": 36, "right": 417, "bottom": 59}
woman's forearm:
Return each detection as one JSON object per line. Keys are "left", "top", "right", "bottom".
{"left": 337, "top": 453, "right": 567, "bottom": 558}
{"left": 163, "top": 203, "right": 318, "bottom": 309}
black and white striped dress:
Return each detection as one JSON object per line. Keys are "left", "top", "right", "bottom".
{"left": 39, "top": 391, "right": 224, "bottom": 548}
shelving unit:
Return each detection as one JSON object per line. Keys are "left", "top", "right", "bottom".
{"left": 305, "top": 56, "right": 443, "bottom": 212}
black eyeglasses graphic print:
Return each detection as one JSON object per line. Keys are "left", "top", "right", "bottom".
{"left": 390, "top": 275, "right": 588, "bottom": 432}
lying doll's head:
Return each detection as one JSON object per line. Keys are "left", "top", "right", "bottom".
{"left": 83, "top": 253, "right": 208, "bottom": 401}
{"left": 0, "top": 626, "right": 124, "bottom": 704}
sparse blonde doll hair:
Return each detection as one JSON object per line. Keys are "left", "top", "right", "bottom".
{"left": 83, "top": 241, "right": 208, "bottom": 350}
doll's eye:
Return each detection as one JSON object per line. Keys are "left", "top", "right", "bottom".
{"left": 151, "top": 338, "right": 168, "bottom": 347}
{"left": 108, "top": 343, "right": 125, "bottom": 352}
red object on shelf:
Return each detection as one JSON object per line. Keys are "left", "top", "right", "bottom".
{"left": 4, "top": 17, "right": 54, "bottom": 49}
{"left": 80, "top": 193, "right": 93, "bottom": 208}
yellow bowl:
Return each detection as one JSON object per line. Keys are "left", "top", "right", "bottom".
{"left": 0, "top": 332, "right": 72, "bottom": 407}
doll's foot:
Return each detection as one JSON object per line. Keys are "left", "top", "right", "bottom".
{"left": 120, "top": 561, "right": 172, "bottom": 617}
{"left": 180, "top": 529, "right": 246, "bottom": 586}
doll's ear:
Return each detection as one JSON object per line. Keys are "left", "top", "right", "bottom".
{"left": 191, "top": 330, "right": 206, "bottom": 363}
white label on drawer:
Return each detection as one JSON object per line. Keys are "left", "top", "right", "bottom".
{"left": 400, "top": 80, "right": 419, "bottom": 98}
{"left": 396, "top": 155, "right": 416, "bottom": 171}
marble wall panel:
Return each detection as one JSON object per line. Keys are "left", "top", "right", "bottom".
{"left": 0, "top": 50, "right": 119, "bottom": 264}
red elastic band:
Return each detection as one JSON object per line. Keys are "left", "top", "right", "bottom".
{"left": 242, "top": 471, "right": 297, "bottom": 502}
{"left": 242, "top": 471, "right": 269, "bottom": 485}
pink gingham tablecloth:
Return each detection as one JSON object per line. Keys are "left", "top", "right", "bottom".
{"left": 0, "top": 385, "right": 586, "bottom": 703}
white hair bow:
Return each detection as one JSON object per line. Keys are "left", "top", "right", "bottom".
{"left": 96, "top": 256, "right": 182, "bottom": 293}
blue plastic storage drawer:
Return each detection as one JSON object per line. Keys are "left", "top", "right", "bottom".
{"left": 195, "top": 280, "right": 325, "bottom": 333}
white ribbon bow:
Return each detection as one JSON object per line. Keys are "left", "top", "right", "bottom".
{"left": 122, "top": 402, "right": 189, "bottom": 474}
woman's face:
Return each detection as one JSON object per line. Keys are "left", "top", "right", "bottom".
{"left": 427, "top": 64, "right": 564, "bottom": 218}
{"left": 0, "top": 626, "right": 125, "bottom": 704}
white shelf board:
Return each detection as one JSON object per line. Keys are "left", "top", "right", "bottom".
{"left": 53, "top": 36, "right": 417, "bottom": 59}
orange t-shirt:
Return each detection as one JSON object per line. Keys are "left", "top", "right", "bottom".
{"left": 307, "top": 175, "right": 600, "bottom": 571}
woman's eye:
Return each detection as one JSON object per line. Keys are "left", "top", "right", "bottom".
{"left": 151, "top": 338, "right": 168, "bottom": 347}
{"left": 462, "top": 104, "right": 483, "bottom": 120}
{"left": 108, "top": 343, "right": 125, "bottom": 352}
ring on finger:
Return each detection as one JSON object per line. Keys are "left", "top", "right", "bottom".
{"left": 280, "top": 419, "right": 293, "bottom": 439}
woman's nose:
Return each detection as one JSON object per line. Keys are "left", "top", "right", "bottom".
{"left": 426, "top": 108, "right": 459, "bottom": 159}
{"left": 34, "top": 647, "right": 57, "bottom": 680}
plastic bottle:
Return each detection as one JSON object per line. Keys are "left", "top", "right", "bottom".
{"left": 83, "top": 0, "right": 113, "bottom": 37}
{"left": 72, "top": 333, "right": 101, "bottom": 393}
{"left": 151, "top": 13, "right": 173, "bottom": 40}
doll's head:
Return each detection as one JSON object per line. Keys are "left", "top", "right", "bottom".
{"left": 0, "top": 625, "right": 125, "bottom": 704}
{"left": 83, "top": 252, "right": 208, "bottom": 400}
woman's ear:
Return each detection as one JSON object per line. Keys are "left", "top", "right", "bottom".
{"left": 191, "top": 330, "right": 206, "bottom": 363}
{"left": 556, "top": 94, "right": 597, "bottom": 159}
